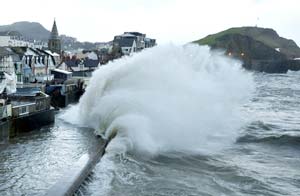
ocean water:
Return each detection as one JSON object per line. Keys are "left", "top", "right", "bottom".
{"left": 0, "top": 119, "right": 101, "bottom": 195}
{"left": 1, "top": 44, "right": 299, "bottom": 195}
{"left": 65, "top": 45, "right": 300, "bottom": 195}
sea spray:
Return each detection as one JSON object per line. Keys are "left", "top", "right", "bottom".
{"left": 61, "top": 44, "right": 254, "bottom": 155}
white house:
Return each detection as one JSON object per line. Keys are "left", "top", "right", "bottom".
{"left": 0, "top": 55, "right": 15, "bottom": 74}
{"left": 124, "top": 32, "right": 146, "bottom": 50}
{"left": 113, "top": 33, "right": 138, "bottom": 55}
{"left": 58, "top": 51, "right": 100, "bottom": 72}
{"left": 43, "top": 50, "right": 61, "bottom": 66}
{"left": 113, "top": 32, "right": 156, "bottom": 55}
{"left": 0, "top": 47, "right": 21, "bottom": 83}
{"left": 0, "top": 32, "right": 47, "bottom": 49}
{"left": 11, "top": 47, "right": 56, "bottom": 83}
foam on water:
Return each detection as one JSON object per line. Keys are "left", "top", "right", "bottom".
{"left": 62, "top": 44, "right": 254, "bottom": 155}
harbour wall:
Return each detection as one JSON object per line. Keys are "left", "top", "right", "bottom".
{"left": 45, "top": 138, "right": 109, "bottom": 196}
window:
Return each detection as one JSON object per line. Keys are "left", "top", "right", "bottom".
{"left": 19, "top": 106, "right": 29, "bottom": 115}
{"left": 17, "top": 74, "right": 22, "bottom": 82}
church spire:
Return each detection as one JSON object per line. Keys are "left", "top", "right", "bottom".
{"left": 50, "top": 19, "right": 59, "bottom": 39}
{"left": 48, "top": 19, "right": 61, "bottom": 54}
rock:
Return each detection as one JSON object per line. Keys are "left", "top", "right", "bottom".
{"left": 194, "top": 27, "right": 300, "bottom": 73}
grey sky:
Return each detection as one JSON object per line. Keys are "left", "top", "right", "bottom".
{"left": 0, "top": 0, "right": 299, "bottom": 45}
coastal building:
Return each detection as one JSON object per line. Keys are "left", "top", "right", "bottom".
{"left": 113, "top": 33, "right": 137, "bottom": 55}
{"left": 113, "top": 32, "right": 156, "bottom": 55}
{"left": 8, "top": 87, "right": 55, "bottom": 135}
{"left": 0, "top": 46, "right": 59, "bottom": 84}
{"left": 10, "top": 47, "right": 56, "bottom": 83}
{"left": 145, "top": 38, "right": 156, "bottom": 48}
{"left": 0, "top": 47, "right": 19, "bottom": 75}
{"left": 124, "top": 32, "right": 146, "bottom": 50}
{"left": 58, "top": 50, "right": 100, "bottom": 74}
{"left": 0, "top": 31, "right": 47, "bottom": 49}
{"left": 38, "top": 49, "right": 60, "bottom": 66}
{"left": 47, "top": 69, "right": 85, "bottom": 108}
{"left": 50, "top": 69, "right": 72, "bottom": 83}
{"left": 48, "top": 20, "right": 61, "bottom": 55}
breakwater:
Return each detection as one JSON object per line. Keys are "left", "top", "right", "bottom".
{"left": 0, "top": 118, "right": 103, "bottom": 195}
{"left": 45, "top": 138, "right": 108, "bottom": 196}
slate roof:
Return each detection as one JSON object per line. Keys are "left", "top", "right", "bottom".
{"left": 115, "top": 37, "right": 136, "bottom": 47}
{"left": 65, "top": 59, "right": 80, "bottom": 67}
{"left": 124, "top": 32, "right": 145, "bottom": 37}
{"left": 0, "top": 47, "right": 13, "bottom": 57}
{"left": 84, "top": 58, "right": 100, "bottom": 67}
{"left": 10, "top": 47, "right": 28, "bottom": 56}
{"left": 0, "top": 47, "right": 20, "bottom": 61}
{"left": 12, "top": 87, "right": 41, "bottom": 97}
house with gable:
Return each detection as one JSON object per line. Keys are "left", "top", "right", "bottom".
{"left": 0, "top": 47, "right": 19, "bottom": 74}
{"left": 11, "top": 47, "right": 55, "bottom": 83}
{"left": 0, "top": 47, "right": 22, "bottom": 84}
{"left": 124, "top": 32, "right": 146, "bottom": 51}
{"left": 113, "top": 32, "right": 156, "bottom": 56}
{"left": 113, "top": 33, "right": 137, "bottom": 55}
{"left": 58, "top": 50, "right": 100, "bottom": 75}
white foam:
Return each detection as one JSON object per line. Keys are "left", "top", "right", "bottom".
{"left": 62, "top": 44, "right": 254, "bottom": 155}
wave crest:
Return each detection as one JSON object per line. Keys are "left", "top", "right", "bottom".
{"left": 62, "top": 44, "right": 254, "bottom": 155}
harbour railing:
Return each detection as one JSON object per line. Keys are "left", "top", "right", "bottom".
{"left": 0, "top": 104, "right": 12, "bottom": 120}
{"left": 11, "top": 96, "right": 51, "bottom": 118}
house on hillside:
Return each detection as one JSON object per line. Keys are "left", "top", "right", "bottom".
{"left": 0, "top": 31, "right": 47, "bottom": 49}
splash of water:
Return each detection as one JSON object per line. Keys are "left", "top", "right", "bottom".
{"left": 62, "top": 44, "right": 254, "bottom": 155}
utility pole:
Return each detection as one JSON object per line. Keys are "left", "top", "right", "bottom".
{"left": 255, "top": 17, "right": 260, "bottom": 27}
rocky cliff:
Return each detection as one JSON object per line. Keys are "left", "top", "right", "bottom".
{"left": 194, "top": 27, "right": 300, "bottom": 73}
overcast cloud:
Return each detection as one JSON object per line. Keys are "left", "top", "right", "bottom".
{"left": 0, "top": 0, "right": 299, "bottom": 45}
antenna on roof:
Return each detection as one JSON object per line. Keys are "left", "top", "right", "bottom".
{"left": 255, "top": 17, "right": 259, "bottom": 27}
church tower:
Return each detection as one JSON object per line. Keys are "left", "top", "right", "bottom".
{"left": 48, "top": 19, "right": 61, "bottom": 54}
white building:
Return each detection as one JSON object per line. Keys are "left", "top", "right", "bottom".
{"left": 113, "top": 33, "right": 138, "bottom": 55}
{"left": 124, "top": 32, "right": 146, "bottom": 50}
{"left": 0, "top": 33, "right": 47, "bottom": 49}
{"left": 0, "top": 47, "right": 22, "bottom": 84}
{"left": 13, "top": 47, "right": 57, "bottom": 83}
{"left": 113, "top": 32, "right": 156, "bottom": 55}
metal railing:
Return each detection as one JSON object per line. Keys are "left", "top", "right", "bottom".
{"left": 11, "top": 96, "right": 51, "bottom": 117}
{"left": 0, "top": 104, "right": 12, "bottom": 120}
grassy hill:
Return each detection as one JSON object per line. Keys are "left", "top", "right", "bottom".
{"left": 0, "top": 22, "right": 50, "bottom": 41}
{"left": 194, "top": 27, "right": 300, "bottom": 59}
{"left": 0, "top": 21, "right": 98, "bottom": 50}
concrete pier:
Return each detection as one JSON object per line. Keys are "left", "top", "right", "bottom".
{"left": 45, "top": 138, "right": 108, "bottom": 196}
{"left": 9, "top": 108, "right": 55, "bottom": 137}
